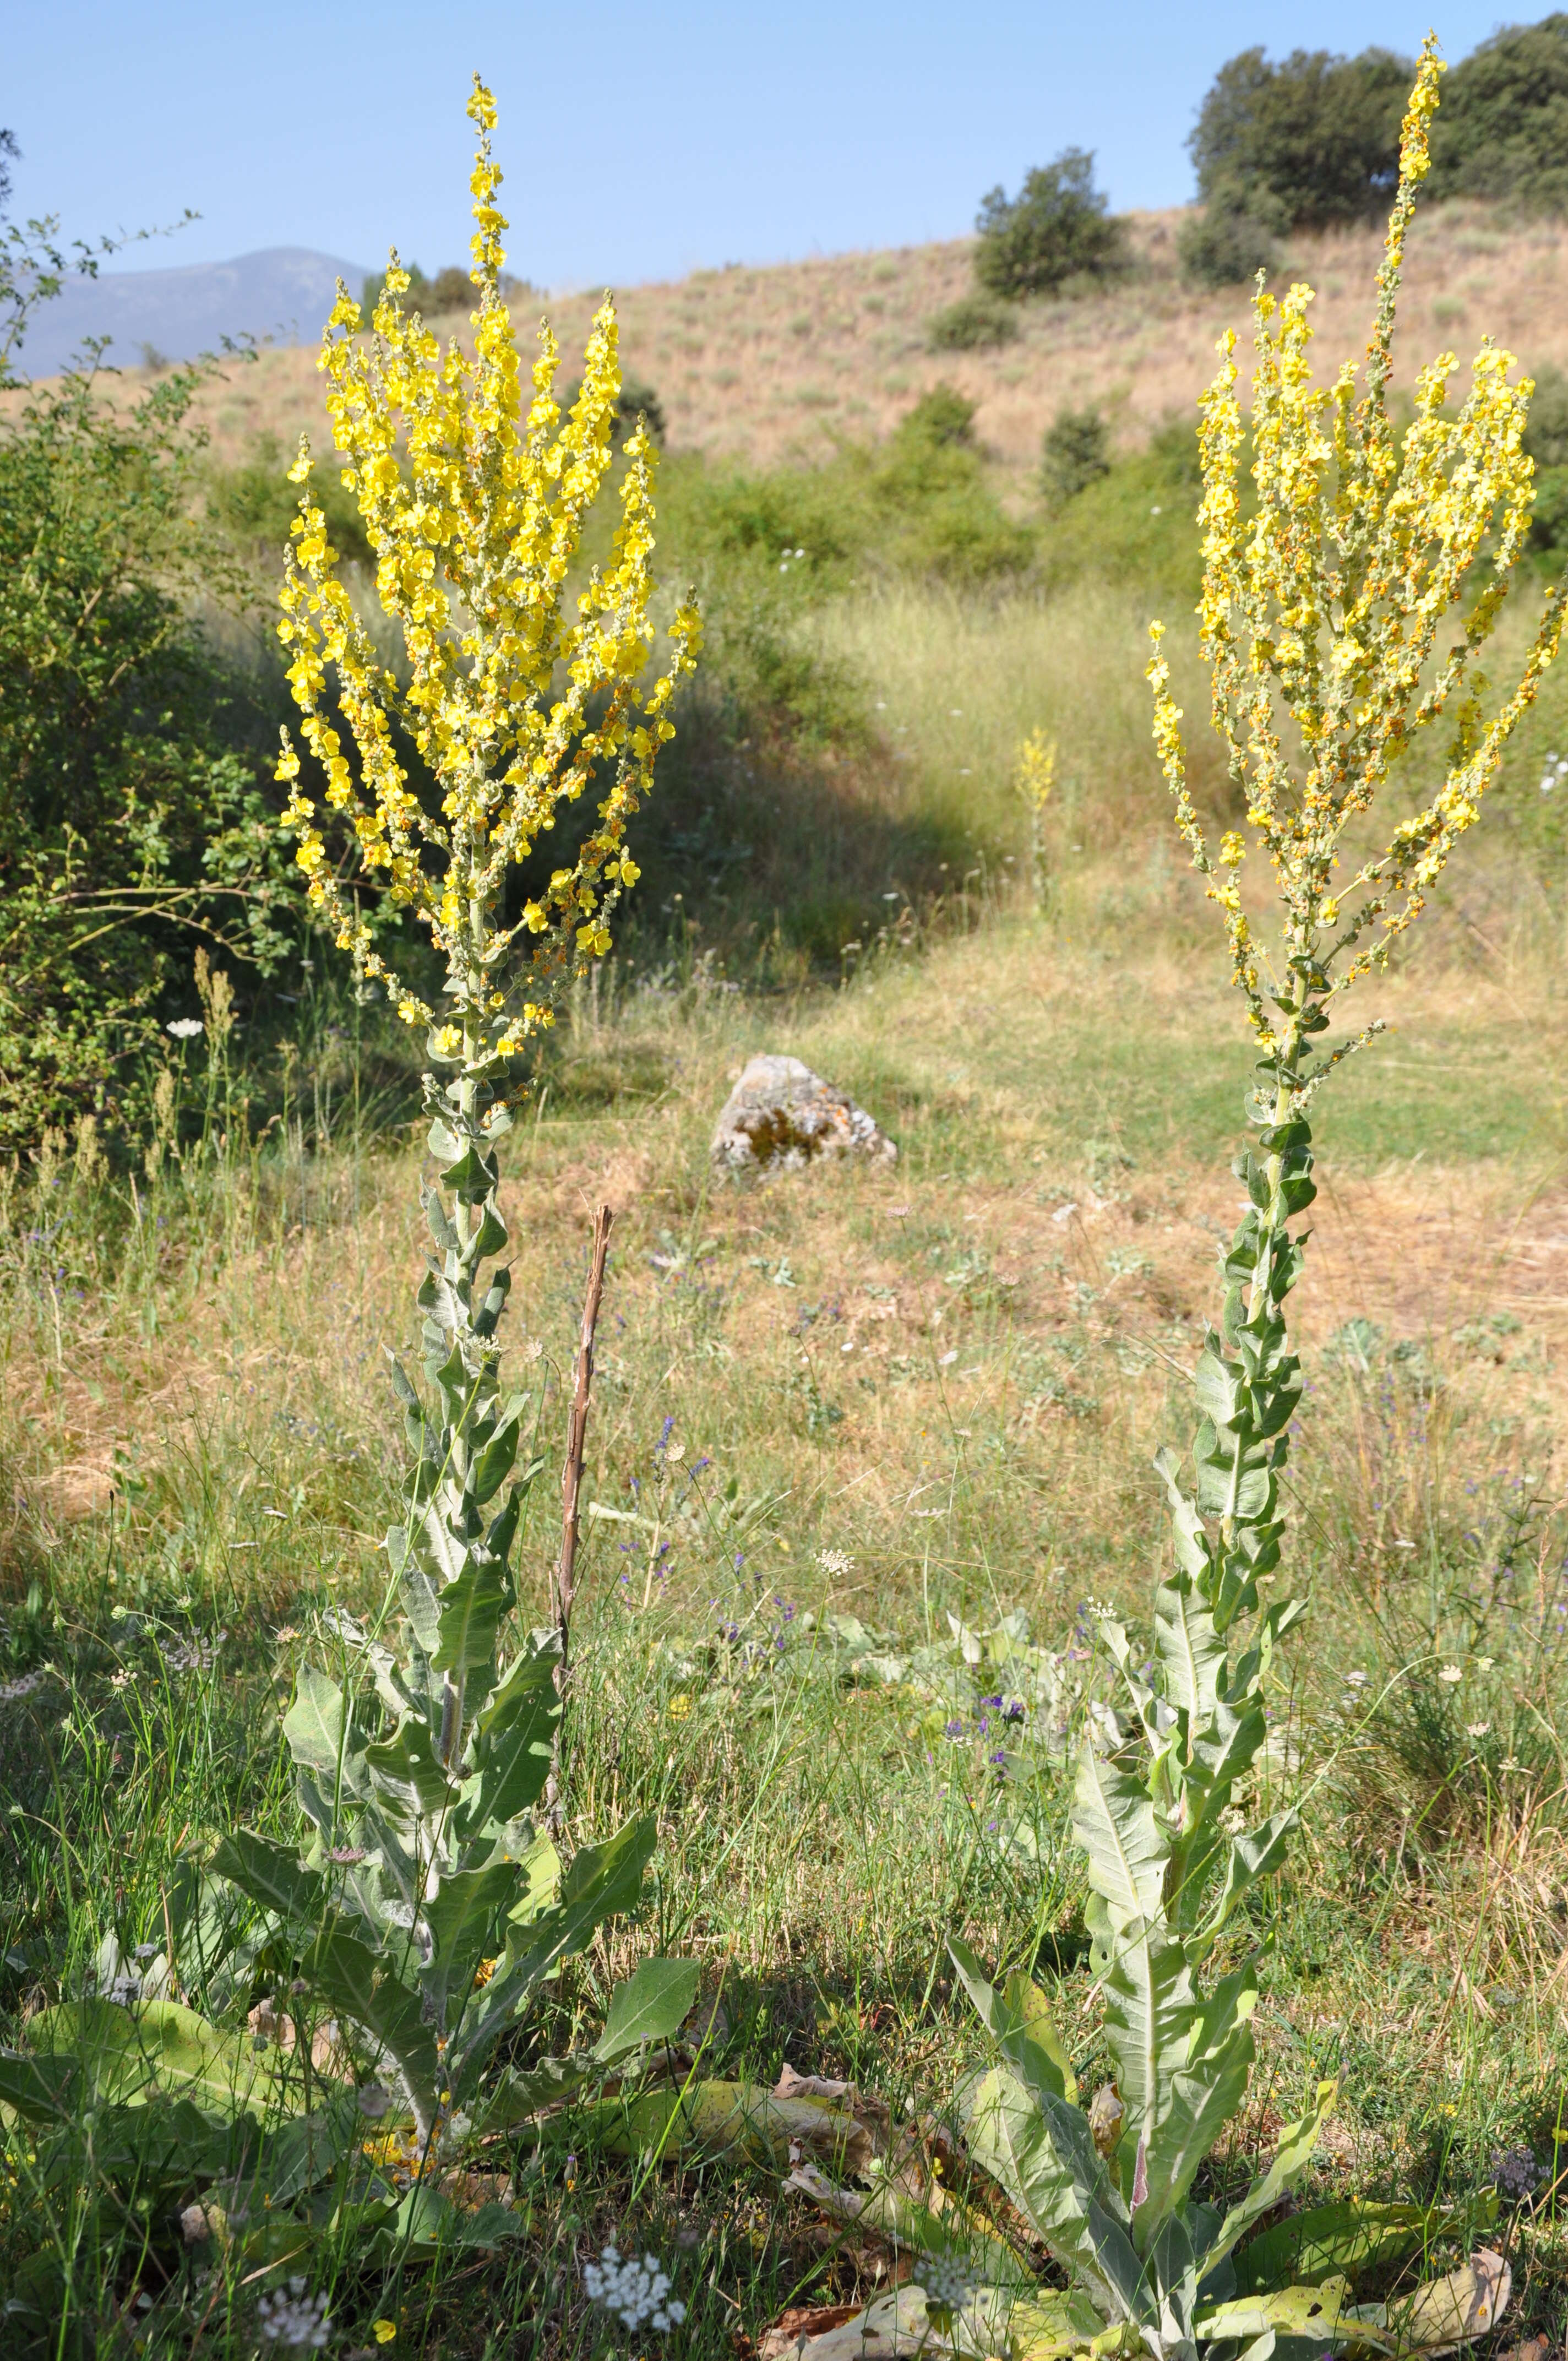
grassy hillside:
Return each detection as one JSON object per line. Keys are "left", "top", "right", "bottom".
{"left": 172, "top": 198, "right": 1568, "bottom": 480}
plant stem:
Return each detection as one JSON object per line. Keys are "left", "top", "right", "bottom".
{"left": 547, "top": 1202, "right": 614, "bottom": 1817}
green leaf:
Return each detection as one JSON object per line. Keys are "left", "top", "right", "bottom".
{"left": 24, "top": 1999, "right": 300, "bottom": 2120}
{"left": 0, "top": 2049, "right": 79, "bottom": 2123}
{"left": 1197, "top": 2276, "right": 1354, "bottom": 2344}
{"left": 1137, "top": 1960, "right": 1257, "bottom": 2233}
{"left": 1009, "top": 2287, "right": 1109, "bottom": 2359}
{"left": 471, "top": 2051, "right": 600, "bottom": 2132}
{"left": 948, "top": 1935, "right": 1077, "bottom": 2107}
{"left": 432, "top": 1555, "right": 512, "bottom": 1676}
{"left": 1234, "top": 2199, "right": 1493, "bottom": 2295}
{"left": 213, "top": 1828, "right": 328, "bottom": 1927}
{"left": 1204, "top": 2080, "right": 1338, "bottom": 2276}
{"left": 509, "top": 1815, "right": 655, "bottom": 1986}
{"left": 421, "top": 1860, "right": 519, "bottom": 1984}
{"left": 594, "top": 1958, "right": 700, "bottom": 2064}
{"left": 306, "top": 1925, "right": 437, "bottom": 2117}
{"left": 1153, "top": 1446, "right": 1213, "bottom": 1586}
{"left": 471, "top": 1415, "right": 520, "bottom": 1505}
{"left": 282, "top": 1664, "right": 349, "bottom": 1779}
{"left": 966, "top": 2065, "right": 1142, "bottom": 2325}
{"left": 363, "top": 1718, "right": 461, "bottom": 1816}
{"left": 1152, "top": 1574, "right": 1226, "bottom": 1723}
{"left": 456, "top": 1818, "right": 652, "bottom": 2097}
{"left": 465, "top": 1639, "right": 560, "bottom": 1829}
{"left": 1071, "top": 1745, "right": 1168, "bottom": 1925}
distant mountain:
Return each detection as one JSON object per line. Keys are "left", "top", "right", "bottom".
{"left": 18, "top": 247, "right": 373, "bottom": 378}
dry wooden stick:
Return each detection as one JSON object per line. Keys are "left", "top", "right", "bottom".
{"left": 552, "top": 1200, "right": 614, "bottom": 1693}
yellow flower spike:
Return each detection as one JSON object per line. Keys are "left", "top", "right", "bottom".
{"left": 276, "top": 77, "right": 695, "bottom": 1045}
{"left": 1150, "top": 36, "right": 1566, "bottom": 1096}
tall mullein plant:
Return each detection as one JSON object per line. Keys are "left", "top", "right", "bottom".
{"left": 217, "top": 80, "right": 700, "bottom": 2147}
{"left": 955, "top": 41, "right": 1565, "bottom": 2355}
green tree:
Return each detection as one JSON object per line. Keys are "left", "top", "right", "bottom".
{"left": 1040, "top": 405, "right": 1110, "bottom": 504}
{"left": 1188, "top": 46, "right": 1413, "bottom": 233}
{"left": 974, "top": 149, "right": 1128, "bottom": 300}
{"left": 1427, "top": 13, "right": 1568, "bottom": 213}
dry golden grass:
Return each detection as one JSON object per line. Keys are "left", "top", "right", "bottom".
{"left": 149, "top": 199, "right": 1568, "bottom": 479}
{"left": 12, "top": 911, "right": 1567, "bottom": 1564}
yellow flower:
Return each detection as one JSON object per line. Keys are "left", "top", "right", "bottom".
{"left": 1146, "top": 33, "right": 1565, "bottom": 1080}
{"left": 372, "top": 2321, "right": 398, "bottom": 2345}
{"left": 667, "top": 1693, "right": 693, "bottom": 1722}
{"left": 274, "top": 78, "right": 699, "bottom": 1054}
{"left": 1013, "top": 726, "right": 1057, "bottom": 815}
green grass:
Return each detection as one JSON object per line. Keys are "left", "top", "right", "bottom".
{"left": 4, "top": 896, "right": 1568, "bottom": 2352}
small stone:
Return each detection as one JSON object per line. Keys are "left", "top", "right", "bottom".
{"left": 711, "top": 1055, "right": 896, "bottom": 1174}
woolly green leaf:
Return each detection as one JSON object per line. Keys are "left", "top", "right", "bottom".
{"left": 1153, "top": 1446, "right": 1212, "bottom": 1585}
{"left": 362, "top": 1718, "right": 462, "bottom": 1816}
{"left": 465, "top": 1638, "right": 559, "bottom": 1829}
{"left": 213, "top": 1828, "right": 328, "bottom": 1926}
{"left": 306, "top": 1925, "right": 437, "bottom": 2115}
{"left": 24, "top": 1997, "right": 299, "bottom": 2120}
{"left": 1152, "top": 1575, "right": 1226, "bottom": 1723}
{"left": 1197, "top": 2276, "right": 1354, "bottom": 2345}
{"left": 1137, "top": 1960, "right": 1257, "bottom": 2231}
{"left": 282, "top": 1663, "right": 348, "bottom": 1779}
{"left": 471, "top": 1416, "right": 520, "bottom": 1505}
{"left": 594, "top": 1957, "right": 701, "bottom": 2064}
{"left": 0, "top": 2051, "right": 78, "bottom": 2124}
{"left": 966, "top": 2065, "right": 1141, "bottom": 2325}
{"left": 1071, "top": 1744, "right": 1168, "bottom": 1924}
{"left": 421, "top": 1860, "right": 519, "bottom": 1986}
{"left": 432, "top": 1555, "right": 512, "bottom": 1675}
{"left": 1204, "top": 2080, "right": 1338, "bottom": 2275}
{"left": 1234, "top": 2198, "right": 1494, "bottom": 2295}
{"left": 948, "top": 1934, "right": 1077, "bottom": 2107}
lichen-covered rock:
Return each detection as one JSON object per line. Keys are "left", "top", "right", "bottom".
{"left": 711, "top": 1054, "right": 896, "bottom": 1174}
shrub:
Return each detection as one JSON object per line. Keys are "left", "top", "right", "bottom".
{"left": 1525, "top": 361, "right": 1568, "bottom": 468}
{"left": 562, "top": 369, "right": 667, "bottom": 445}
{"left": 1038, "top": 419, "right": 1204, "bottom": 600}
{"left": 1189, "top": 44, "right": 1413, "bottom": 231}
{"left": 1177, "top": 197, "right": 1280, "bottom": 290}
{"left": 209, "top": 429, "right": 373, "bottom": 571}
{"left": 899, "top": 384, "right": 978, "bottom": 448}
{"left": 1428, "top": 13, "right": 1568, "bottom": 214}
{"left": 874, "top": 389, "right": 1033, "bottom": 583}
{"left": 1039, "top": 404, "right": 1110, "bottom": 504}
{"left": 926, "top": 292, "right": 1020, "bottom": 351}
{"left": 973, "top": 149, "right": 1128, "bottom": 300}
{"left": 0, "top": 359, "right": 292, "bottom": 1151}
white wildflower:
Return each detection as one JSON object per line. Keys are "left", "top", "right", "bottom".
{"left": 1467, "top": 1722, "right": 1491, "bottom": 1739}
{"left": 166, "top": 1018, "right": 204, "bottom": 1040}
{"left": 1438, "top": 1663, "right": 1463, "bottom": 1684}
{"left": 582, "top": 2244, "right": 687, "bottom": 2335}
{"left": 918, "top": 2253, "right": 980, "bottom": 2324}
{"left": 257, "top": 2276, "right": 331, "bottom": 2350}
{"left": 815, "top": 1548, "right": 854, "bottom": 1577}
{"left": 0, "top": 1670, "right": 47, "bottom": 1704}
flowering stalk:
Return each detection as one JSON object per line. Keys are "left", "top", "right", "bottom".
{"left": 955, "top": 42, "right": 1558, "bottom": 2355}
{"left": 217, "top": 78, "right": 700, "bottom": 2150}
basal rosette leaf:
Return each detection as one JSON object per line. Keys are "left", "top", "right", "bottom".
{"left": 966, "top": 2065, "right": 1144, "bottom": 2325}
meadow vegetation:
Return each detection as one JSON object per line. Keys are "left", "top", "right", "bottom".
{"left": 6, "top": 32, "right": 1568, "bottom": 2361}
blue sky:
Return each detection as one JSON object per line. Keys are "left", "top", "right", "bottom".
{"left": 6, "top": 3, "right": 1537, "bottom": 291}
